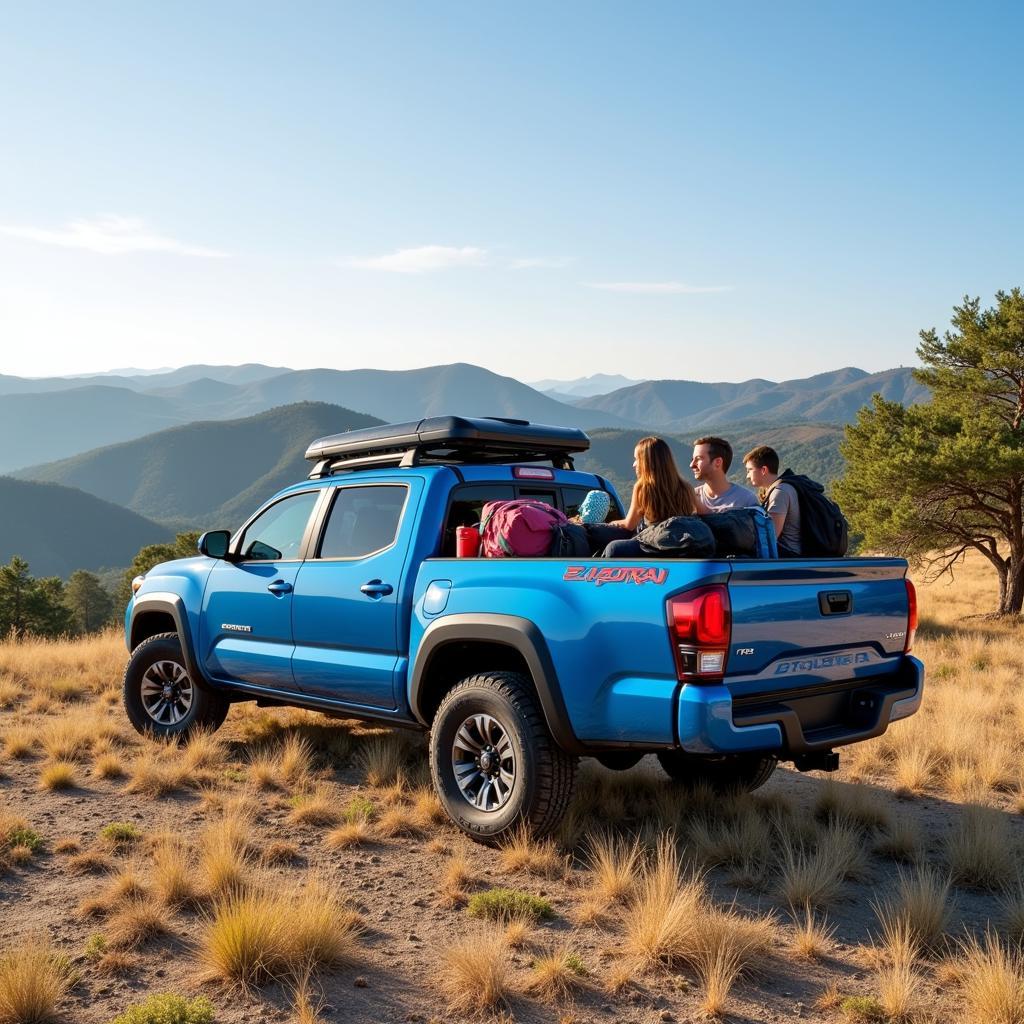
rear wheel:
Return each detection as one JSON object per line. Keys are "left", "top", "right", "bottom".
{"left": 656, "top": 750, "right": 777, "bottom": 793}
{"left": 123, "top": 632, "right": 229, "bottom": 739}
{"left": 429, "top": 671, "right": 577, "bottom": 845}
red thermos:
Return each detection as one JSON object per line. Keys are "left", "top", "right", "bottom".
{"left": 456, "top": 526, "right": 481, "bottom": 557}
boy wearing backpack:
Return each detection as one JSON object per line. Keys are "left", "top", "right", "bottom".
{"left": 743, "top": 445, "right": 849, "bottom": 558}
{"left": 743, "top": 445, "right": 801, "bottom": 555}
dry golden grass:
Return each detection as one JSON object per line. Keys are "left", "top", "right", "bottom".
{"left": 375, "top": 805, "right": 424, "bottom": 838}
{"left": 287, "top": 787, "right": 341, "bottom": 827}
{"left": 199, "top": 812, "right": 251, "bottom": 897}
{"left": 439, "top": 923, "right": 510, "bottom": 1013}
{"left": 0, "top": 937, "right": 71, "bottom": 1023}
{"left": 439, "top": 850, "right": 475, "bottom": 905}
{"left": 0, "top": 677, "right": 21, "bottom": 708}
{"left": 697, "top": 944, "right": 743, "bottom": 1019}
{"left": 2, "top": 725, "right": 36, "bottom": 759}
{"left": 791, "top": 904, "right": 835, "bottom": 960}
{"left": 582, "top": 831, "right": 642, "bottom": 904}
{"left": 503, "top": 913, "right": 532, "bottom": 948}
{"left": 872, "top": 914, "right": 921, "bottom": 1022}
{"left": 357, "top": 735, "right": 407, "bottom": 788}
{"left": 260, "top": 841, "right": 301, "bottom": 866}
{"left": 956, "top": 932, "right": 1024, "bottom": 1024}
{"left": 874, "top": 815, "right": 923, "bottom": 863}
{"left": 200, "top": 875, "right": 361, "bottom": 987}
{"left": 325, "top": 821, "right": 372, "bottom": 849}
{"left": 946, "top": 803, "right": 1016, "bottom": 889}
{"left": 528, "top": 942, "right": 588, "bottom": 1001}
{"left": 92, "top": 750, "right": 126, "bottom": 780}
{"left": 873, "top": 865, "right": 952, "bottom": 949}
{"left": 181, "top": 727, "right": 227, "bottom": 773}
{"left": 38, "top": 718, "right": 93, "bottom": 762}
{"left": 500, "top": 824, "right": 565, "bottom": 878}
{"left": 151, "top": 836, "right": 198, "bottom": 907}
{"left": 815, "top": 779, "right": 893, "bottom": 832}
{"left": 411, "top": 786, "right": 446, "bottom": 826}
{"left": 106, "top": 897, "right": 168, "bottom": 949}
{"left": 999, "top": 876, "right": 1024, "bottom": 944}
{"left": 38, "top": 759, "right": 77, "bottom": 790}
{"left": 68, "top": 850, "right": 113, "bottom": 876}
{"left": 622, "top": 834, "right": 775, "bottom": 974}
{"left": 125, "top": 744, "right": 189, "bottom": 797}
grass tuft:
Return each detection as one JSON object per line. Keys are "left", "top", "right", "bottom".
{"left": 467, "top": 888, "right": 554, "bottom": 923}
{"left": 439, "top": 923, "right": 510, "bottom": 1012}
{"left": 107, "top": 993, "right": 215, "bottom": 1024}
{"left": 0, "top": 937, "right": 72, "bottom": 1023}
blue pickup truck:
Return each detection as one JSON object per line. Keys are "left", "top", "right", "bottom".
{"left": 124, "top": 416, "right": 923, "bottom": 843}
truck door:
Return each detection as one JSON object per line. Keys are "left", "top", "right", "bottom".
{"left": 290, "top": 479, "right": 421, "bottom": 709}
{"left": 201, "top": 489, "right": 322, "bottom": 689}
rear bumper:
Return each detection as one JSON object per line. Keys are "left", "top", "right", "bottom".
{"left": 677, "top": 655, "right": 924, "bottom": 756}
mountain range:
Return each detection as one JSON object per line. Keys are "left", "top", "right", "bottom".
{"left": 0, "top": 362, "right": 926, "bottom": 474}
{"left": 0, "top": 360, "right": 928, "bottom": 579}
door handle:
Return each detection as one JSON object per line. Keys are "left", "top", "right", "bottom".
{"left": 267, "top": 580, "right": 293, "bottom": 595}
{"left": 360, "top": 580, "right": 393, "bottom": 598}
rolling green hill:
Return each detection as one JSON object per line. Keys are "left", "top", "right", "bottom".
{"left": 17, "top": 403, "right": 385, "bottom": 532}
{"left": 0, "top": 477, "right": 172, "bottom": 578}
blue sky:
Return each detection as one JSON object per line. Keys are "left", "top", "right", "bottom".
{"left": 0, "top": 2, "right": 1021, "bottom": 382}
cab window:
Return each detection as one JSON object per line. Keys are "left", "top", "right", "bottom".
{"left": 238, "top": 491, "right": 320, "bottom": 561}
{"left": 317, "top": 485, "right": 408, "bottom": 559}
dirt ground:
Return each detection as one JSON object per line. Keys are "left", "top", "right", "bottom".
{"left": 2, "top": 557, "right": 1022, "bottom": 1023}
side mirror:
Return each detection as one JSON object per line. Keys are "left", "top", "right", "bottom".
{"left": 198, "top": 530, "right": 232, "bottom": 559}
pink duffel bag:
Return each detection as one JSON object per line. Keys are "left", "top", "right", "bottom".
{"left": 479, "top": 499, "right": 567, "bottom": 557}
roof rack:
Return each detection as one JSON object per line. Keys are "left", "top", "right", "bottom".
{"left": 305, "top": 416, "right": 590, "bottom": 478}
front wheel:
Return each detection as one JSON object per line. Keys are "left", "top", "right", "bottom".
{"left": 429, "top": 671, "right": 577, "bottom": 845}
{"left": 123, "top": 632, "right": 229, "bottom": 739}
{"left": 656, "top": 750, "right": 777, "bottom": 793}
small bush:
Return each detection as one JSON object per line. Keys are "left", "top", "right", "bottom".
{"left": 84, "top": 934, "right": 107, "bottom": 960}
{"left": 839, "top": 994, "right": 886, "bottom": 1021}
{"left": 7, "top": 825, "right": 43, "bottom": 853}
{"left": 100, "top": 822, "right": 142, "bottom": 849}
{"left": 344, "top": 795, "right": 375, "bottom": 823}
{"left": 467, "top": 888, "right": 554, "bottom": 923}
{"left": 107, "top": 993, "right": 215, "bottom": 1024}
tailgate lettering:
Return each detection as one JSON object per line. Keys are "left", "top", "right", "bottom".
{"left": 775, "top": 652, "right": 870, "bottom": 674}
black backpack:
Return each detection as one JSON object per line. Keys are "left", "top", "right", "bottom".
{"left": 549, "top": 522, "right": 592, "bottom": 558}
{"left": 769, "top": 469, "right": 849, "bottom": 557}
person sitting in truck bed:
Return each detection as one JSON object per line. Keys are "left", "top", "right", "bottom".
{"left": 602, "top": 436, "right": 703, "bottom": 557}
{"left": 743, "top": 444, "right": 802, "bottom": 556}
{"left": 690, "top": 436, "right": 760, "bottom": 512}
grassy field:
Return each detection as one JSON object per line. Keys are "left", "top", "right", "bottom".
{"left": 1, "top": 555, "right": 1023, "bottom": 1024}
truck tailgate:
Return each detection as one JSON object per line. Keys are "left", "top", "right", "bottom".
{"left": 726, "top": 558, "right": 911, "bottom": 692}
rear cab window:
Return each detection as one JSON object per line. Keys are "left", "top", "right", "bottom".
{"left": 439, "top": 478, "right": 621, "bottom": 556}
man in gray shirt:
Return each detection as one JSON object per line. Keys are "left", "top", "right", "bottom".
{"left": 743, "top": 445, "right": 802, "bottom": 555}
{"left": 690, "top": 436, "right": 760, "bottom": 513}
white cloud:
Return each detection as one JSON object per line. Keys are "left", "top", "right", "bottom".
{"left": 585, "top": 281, "right": 732, "bottom": 294}
{"left": 0, "top": 215, "right": 227, "bottom": 257}
{"left": 349, "top": 245, "right": 488, "bottom": 273}
{"left": 511, "top": 256, "right": 571, "bottom": 270}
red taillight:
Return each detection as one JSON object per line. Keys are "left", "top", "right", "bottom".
{"left": 669, "top": 584, "right": 731, "bottom": 680}
{"left": 904, "top": 578, "right": 917, "bottom": 652}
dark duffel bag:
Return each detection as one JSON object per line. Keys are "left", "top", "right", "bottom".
{"left": 636, "top": 516, "right": 716, "bottom": 558}
{"left": 582, "top": 523, "right": 635, "bottom": 555}
{"left": 549, "top": 522, "right": 592, "bottom": 558}
{"left": 699, "top": 508, "right": 778, "bottom": 558}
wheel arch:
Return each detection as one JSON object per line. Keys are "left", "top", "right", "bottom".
{"left": 409, "top": 614, "right": 584, "bottom": 755}
{"left": 129, "top": 592, "right": 207, "bottom": 687}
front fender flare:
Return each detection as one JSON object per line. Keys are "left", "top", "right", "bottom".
{"left": 129, "top": 592, "right": 207, "bottom": 688}
{"left": 408, "top": 613, "right": 584, "bottom": 755}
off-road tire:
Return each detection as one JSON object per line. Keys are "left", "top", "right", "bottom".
{"left": 656, "top": 750, "right": 778, "bottom": 793}
{"left": 429, "top": 671, "right": 577, "bottom": 846}
{"left": 123, "top": 632, "right": 229, "bottom": 739}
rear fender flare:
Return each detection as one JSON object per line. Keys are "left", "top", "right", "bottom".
{"left": 408, "top": 613, "right": 584, "bottom": 755}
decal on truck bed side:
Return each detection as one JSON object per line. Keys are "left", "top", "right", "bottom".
{"left": 563, "top": 565, "right": 668, "bottom": 586}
